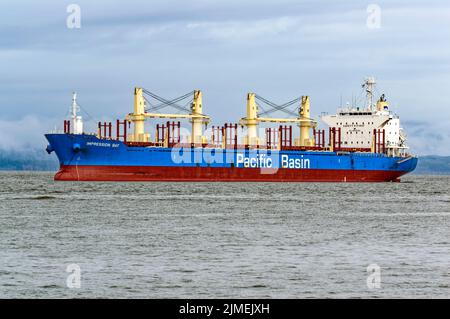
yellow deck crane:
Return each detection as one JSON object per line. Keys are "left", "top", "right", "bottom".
{"left": 125, "top": 87, "right": 210, "bottom": 144}
{"left": 238, "top": 93, "right": 317, "bottom": 147}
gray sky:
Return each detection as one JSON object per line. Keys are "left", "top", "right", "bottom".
{"left": 0, "top": 0, "right": 449, "bottom": 154}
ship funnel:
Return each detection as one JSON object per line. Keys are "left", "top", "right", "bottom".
{"left": 376, "top": 93, "right": 389, "bottom": 112}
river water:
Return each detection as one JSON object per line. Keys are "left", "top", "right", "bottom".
{"left": 0, "top": 171, "right": 449, "bottom": 298}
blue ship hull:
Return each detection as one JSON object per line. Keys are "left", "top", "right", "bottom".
{"left": 45, "top": 133, "right": 418, "bottom": 182}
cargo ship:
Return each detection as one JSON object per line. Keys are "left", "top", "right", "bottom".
{"left": 45, "top": 78, "right": 417, "bottom": 182}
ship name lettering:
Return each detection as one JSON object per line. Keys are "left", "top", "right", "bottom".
{"left": 281, "top": 155, "right": 310, "bottom": 169}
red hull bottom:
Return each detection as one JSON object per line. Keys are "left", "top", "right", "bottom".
{"left": 55, "top": 165, "right": 407, "bottom": 182}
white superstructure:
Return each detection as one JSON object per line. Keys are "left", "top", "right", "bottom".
{"left": 320, "top": 77, "right": 408, "bottom": 156}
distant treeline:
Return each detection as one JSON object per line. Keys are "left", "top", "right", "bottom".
{"left": 0, "top": 149, "right": 449, "bottom": 174}
{"left": 0, "top": 148, "right": 59, "bottom": 171}
{"left": 414, "top": 155, "right": 450, "bottom": 175}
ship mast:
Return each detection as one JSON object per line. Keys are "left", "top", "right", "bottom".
{"left": 70, "top": 92, "right": 83, "bottom": 134}
{"left": 71, "top": 92, "right": 79, "bottom": 120}
{"left": 363, "top": 77, "right": 376, "bottom": 111}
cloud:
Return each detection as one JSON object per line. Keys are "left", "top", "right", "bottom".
{"left": 186, "top": 16, "right": 301, "bottom": 40}
{"left": 0, "top": 116, "right": 54, "bottom": 150}
{"left": 403, "top": 120, "right": 450, "bottom": 156}
{"left": 0, "top": 0, "right": 449, "bottom": 155}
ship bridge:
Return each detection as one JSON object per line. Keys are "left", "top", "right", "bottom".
{"left": 321, "top": 77, "right": 409, "bottom": 157}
